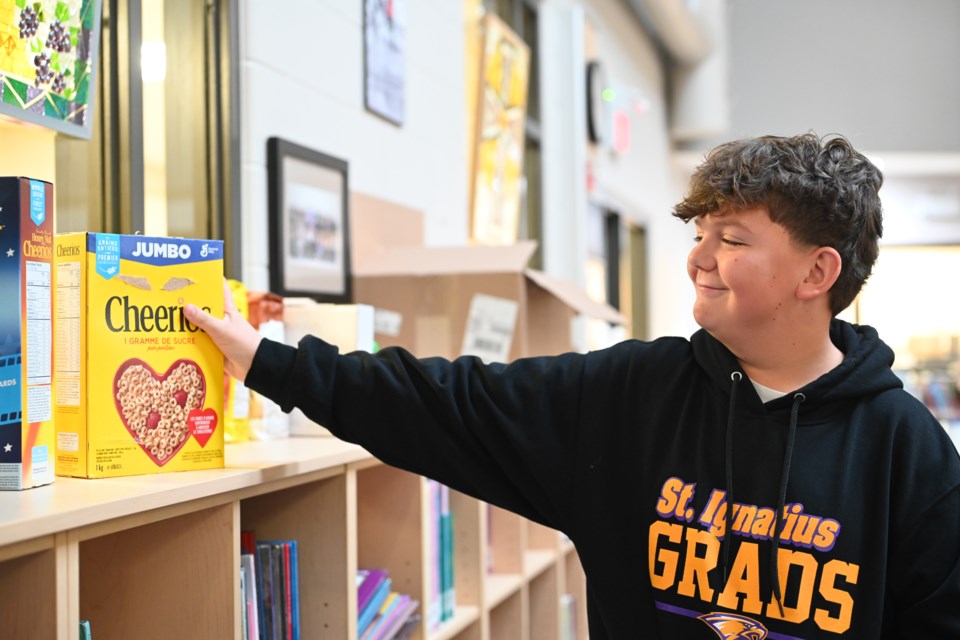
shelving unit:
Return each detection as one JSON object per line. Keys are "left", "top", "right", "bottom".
{"left": 0, "top": 437, "right": 587, "bottom": 640}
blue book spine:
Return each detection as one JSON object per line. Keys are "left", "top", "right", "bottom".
{"left": 358, "top": 577, "right": 392, "bottom": 635}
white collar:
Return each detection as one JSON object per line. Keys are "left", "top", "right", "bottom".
{"left": 750, "top": 379, "right": 789, "bottom": 404}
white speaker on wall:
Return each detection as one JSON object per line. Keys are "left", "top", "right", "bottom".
{"left": 669, "top": 0, "right": 729, "bottom": 141}
{"left": 627, "top": 0, "right": 730, "bottom": 142}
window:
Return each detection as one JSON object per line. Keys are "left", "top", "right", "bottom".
{"left": 54, "top": 0, "right": 240, "bottom": 277}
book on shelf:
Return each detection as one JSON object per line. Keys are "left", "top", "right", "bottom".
{"left": 241, "top": 529, "right": 257, "bottom": 555}
{"left": 248, "top": 536, "right": 300, "bottom": 640}
{"left": 356, "top": 568, "right": 422, "bottom": 640}
{"left": 241, "top": 562, "right": 249, "bottom": 640}
{"left": 426, "top": 480, "right": 456, "bottom": 627}
{"left": 392, "top": 613, "right": 423, "bottom": 640}
{"left": 361, "top": 592, "right": 403, "bottom": 640}
{"left": 279, "top": 542, "right": 293, "bottom": 640}
{"left": 374, "top": 596, "right": 421, "bottom": 640}
{"left": 240, "top": 553, "right": 260, "bottom": 640}
{"left": 440, "top": 483, "right": 455, "bottom": 621}
{"left": 427, "top": 479, "right": 442, "bottom": 630}
{"left": 357, "top": 568, "right": 389, "bottom": 614}
{"left": 560, "top": 593, "right": 577, "bottom": 640}
{"left": 358, "top": 575, "right": 392, "bottom": 636}
{"left": 288, "top": 541, "right": 301, "bottom": 640}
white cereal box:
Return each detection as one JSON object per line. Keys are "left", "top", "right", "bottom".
{"left": 0, "top": 177, "right": 55, "bottom": 490}
{"left": 54, "top": 233, "right": 225, "bottom": 478}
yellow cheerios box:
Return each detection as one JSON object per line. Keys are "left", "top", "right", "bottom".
{"left": 54, "top": 233, "right": 225, "bottom": 478}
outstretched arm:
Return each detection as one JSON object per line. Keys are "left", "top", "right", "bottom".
{"left": 184, "top": 278, "right": 262, "bottom": 381}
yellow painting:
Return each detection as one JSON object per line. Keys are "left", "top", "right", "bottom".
{"left": 470, "top": 13, "right": 529, "bottom": 246}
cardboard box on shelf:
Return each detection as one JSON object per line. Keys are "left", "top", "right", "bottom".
{"left": 0, "top": 177, "right": 55, "bottom": 490}
{"left": 283, "top": 298, "right": 375, "bottom": 436}
{"left": 349, "top": 193, "right": 626, "bottom": 362}
{"left": 53, "top": 233, "right": 225, "bottom": 478}
{"left": 246, "top": 290, "right": 290, "bottom": 441}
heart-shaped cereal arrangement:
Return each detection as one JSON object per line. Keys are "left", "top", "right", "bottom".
{"left": 113, "top": 358, "right": 210, "bottom": 466}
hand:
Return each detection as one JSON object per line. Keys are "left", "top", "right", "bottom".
{"left": 184, "top": 279, "right": 262, "bottom": 382}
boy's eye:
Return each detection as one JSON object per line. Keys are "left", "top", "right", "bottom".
{"left": 693, "top": 235, "right": 702, "bottom": 243}
{"left": 722, "top": 237, "right": 745, "bottom": 246}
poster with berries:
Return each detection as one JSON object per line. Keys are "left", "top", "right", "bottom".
{"left": 0, "top": 0, "right": 102, "bottom": 138}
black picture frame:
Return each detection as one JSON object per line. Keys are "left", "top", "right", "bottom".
{"left": 267, "top": 137, "right": 352, "bottom": 303}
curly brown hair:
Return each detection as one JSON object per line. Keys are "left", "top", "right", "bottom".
{"left": 673, "top": 133, "right": 884, "bottom": 316}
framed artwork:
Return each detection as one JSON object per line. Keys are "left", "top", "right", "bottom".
{"left": 267, "top": 137, "right": 352, "bottom": 303}
{"left": 363, "top": 0, "right": 405, "bottom": 125}
{"left": 0, "top": 0, "right": 103, "bottom": 139}
{"left": 470, "top": 13, "right": 530, "bottom": 246}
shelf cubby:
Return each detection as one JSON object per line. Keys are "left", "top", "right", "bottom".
{"left": 0, "top": 437, "right": 588, "bottom": 640}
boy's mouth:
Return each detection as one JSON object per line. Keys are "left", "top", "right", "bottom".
{"left": 696, "top": 281, "right": 726, "bottom": 293}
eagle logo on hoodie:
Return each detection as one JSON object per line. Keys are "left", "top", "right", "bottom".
{"left": 698, "top": 612, "right": 768, "bottom": 639}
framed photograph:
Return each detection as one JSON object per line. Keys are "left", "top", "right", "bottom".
{"left": 267, "top": 137, "right": 352, "bottom": 302}
{"left": 0, "top": 0, "right": 103, "bottom": 139}
{"left": 363, "top": 0, "right": 405, "bottom": 125}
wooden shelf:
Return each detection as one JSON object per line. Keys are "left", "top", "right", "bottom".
{"left": 0, "top": 436, "right": 587, "bottom": 640}
{"left": 485, "top": 572, "right": 523, "bottom": 609}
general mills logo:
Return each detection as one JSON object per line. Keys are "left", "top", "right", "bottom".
{"left": 199, "top": 243, "right": 220, "bottom": 258}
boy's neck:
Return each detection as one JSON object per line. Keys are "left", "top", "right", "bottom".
{"left": 727, "top": 320, "right": 845, "bottom": 393}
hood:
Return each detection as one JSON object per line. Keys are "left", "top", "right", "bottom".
{"left": 691, "top": 319, "right": 903, "bottom": 416}
{"left": 689, "top": 318, "right": 904, "bottom": 615}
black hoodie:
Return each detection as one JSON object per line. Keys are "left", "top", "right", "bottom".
{"left": 246, "top": 320, "right": 960, "bottom": 639}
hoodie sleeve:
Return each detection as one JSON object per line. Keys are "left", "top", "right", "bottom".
{"left": 244, "top": 335, "right": 587, "bottom": 532}
{"left": 889, "top": 484, "right": 960, "bottom": 637}
{"left": 886, "top": 399, "right": 960, "bottom": 638}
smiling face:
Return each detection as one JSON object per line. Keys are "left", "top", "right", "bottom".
{"left": 687, "top": 206, "right": 817, "bottom": 345}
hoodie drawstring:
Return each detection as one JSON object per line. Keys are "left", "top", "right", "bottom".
{"left": 721, "top": 371, "right": 742, "bottom": 583}
{"left": 770, "top": 391, "right": 805, "bottom": 616}
{"left": 721, "top": 374, "right": 806, "bottom": 618}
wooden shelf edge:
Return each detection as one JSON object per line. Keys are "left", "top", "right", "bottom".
{"left": 0, "top": 438, "right": 373, "bottom": 548}
{"left": 484, "top": 572, "right": 523, "bottom": 609}
{"left": 428, "top": 604, "right": 481, "bottom": 640}
{"left": 523, "top": 548, "right": 557, "bottom": 580}
{"left": 0, "top": 535, "right": 54, "bottom": 563}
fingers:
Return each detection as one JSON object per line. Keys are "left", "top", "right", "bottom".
{"left": 185, "top": 278, "right": 235, "bottom": 337}
{"left": 183, "top": 279, "right": 261, "bottom": 382}
{"left": 184, "top": 301, "right": 225, "bottom": 338}
{"left": 222, "top": 278, "right": 240, "bottom": 317}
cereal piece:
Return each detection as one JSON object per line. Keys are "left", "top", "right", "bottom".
{"left": 117, "top": 274, "right": 152, "bottom": 290}
{"left": 161, "top": 277, "right": 195, "bottom": 291}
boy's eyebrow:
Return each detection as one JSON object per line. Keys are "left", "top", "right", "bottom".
{"left": 695, "top": 215, "right": 752, "bottom": 232}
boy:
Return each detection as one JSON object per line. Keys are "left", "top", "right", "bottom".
{"left": 186, "top": 133, "right": 960, "bottom": 638}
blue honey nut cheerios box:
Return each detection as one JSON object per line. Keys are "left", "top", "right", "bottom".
{"left": 0, "top": 177, "right": 56, "bottom": 490}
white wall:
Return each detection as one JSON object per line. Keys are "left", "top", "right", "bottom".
{"left": 579, "top": 0, "right": 698, "bottom": 339}
{"left": 713, "top": 0, "right": 960, "bottom": 153}
{"left": 238, "top": 0, "right": 697, "bottom": 340}
{"left": 238, "top": 0, "right": 469, "bottom": 291}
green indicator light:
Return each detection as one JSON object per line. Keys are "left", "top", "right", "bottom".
{"left": 602, "top": 88, "right": 616, "bottom": 102}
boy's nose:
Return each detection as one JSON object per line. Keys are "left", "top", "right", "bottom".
{"left": 688, "top": 241, "right": 716, "bottom": 271}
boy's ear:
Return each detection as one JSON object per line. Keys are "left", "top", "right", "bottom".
{"left": 797, "top": 247, "right": 842, "bottom": 301}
